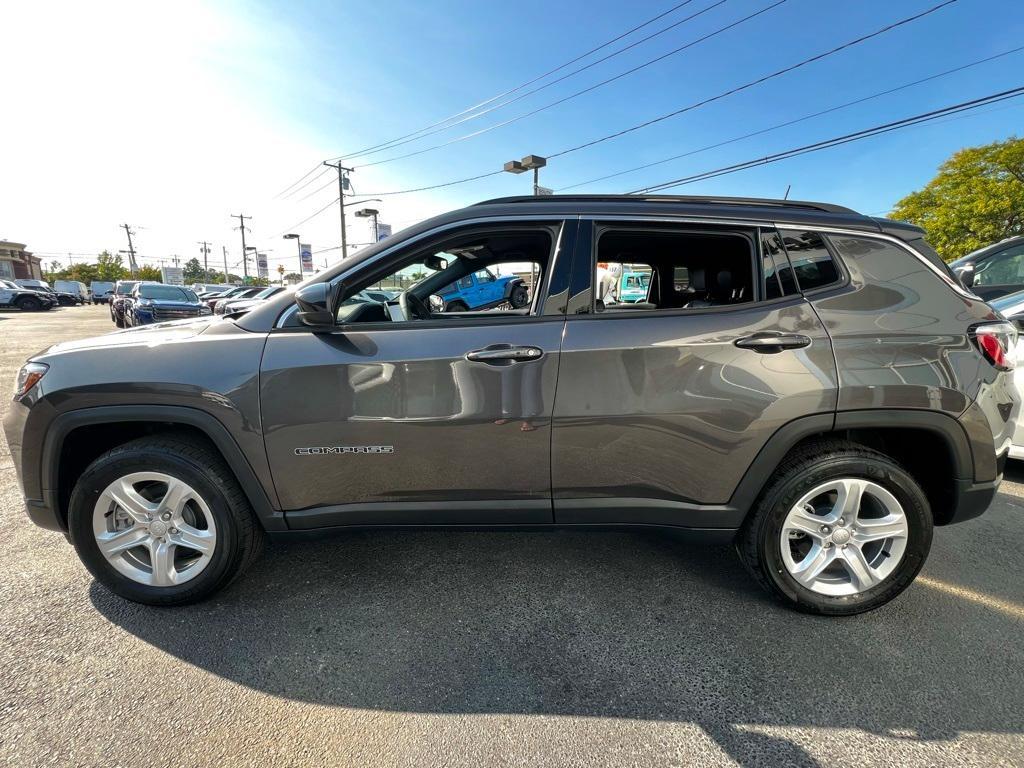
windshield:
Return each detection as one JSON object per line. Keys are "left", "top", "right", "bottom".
{"left": 116, "top": 282, "right": 138, "bottom": 295}
{"left": 139, "top": 285, "right": 196, "bottom": 301}
{"left": 253, "top": 286, "right": 280, "bottom": 299}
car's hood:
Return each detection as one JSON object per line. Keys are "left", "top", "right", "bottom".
{"left": 34, "top": 315, "right": 224, "bottom": 357}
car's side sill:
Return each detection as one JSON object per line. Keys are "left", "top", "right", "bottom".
{"left": 285, "top": 499, "right": 554, "bottom": 529}
{"left": 553, "top": 497, "right": 745, "bottom": 529}
{"left": 269, "top": 523, "right": 736, "bottom": 544}
{"left": 284, "top": 497, "right": 744, "bottom": 532}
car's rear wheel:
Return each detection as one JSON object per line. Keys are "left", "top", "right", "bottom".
{"left": 509, "top": 284, "right": 529, "bottom": 308}
{"left": 737, "top": 440, "right": 932, "bottom": 615}
{"left": 68, "top": 435, "right": 264, "bottom": 606}
{"left": 15, "top": 296, "right": 42, "bottom": 312}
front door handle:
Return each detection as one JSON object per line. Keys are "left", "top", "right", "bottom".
{"left": 734, "top": 333, "right": 812, "bottom": 353}
{"left": 465, "top": 345, "right": 544, "bottom": 363}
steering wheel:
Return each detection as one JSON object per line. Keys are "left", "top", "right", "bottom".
{"left": 400, "top": 290, "right": 432, "bottom": 321}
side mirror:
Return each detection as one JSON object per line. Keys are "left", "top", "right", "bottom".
{"left": 295, "top": 282, "right": 342, "bottom": 330}
{"left": 953, "top": 263, "right": 975, "bottom": 288}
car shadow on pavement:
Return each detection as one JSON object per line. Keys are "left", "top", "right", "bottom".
{"left": 91, "top": 529, "right": 1024, "bottom": 767}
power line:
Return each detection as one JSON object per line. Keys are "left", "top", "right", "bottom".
{"left": 546, "top": 0, "right": 958, "bottom": 161}
{"left": 335, "top": 0, "right": 730, "bottom": 163}
{"left": 279, "top": 166, "right": 334, "bottom": 200}
{"left": 628, "top": 85, "right": 1024, "bottom": 193}
{"left": 556, "top": 44, "right": 1024, "bottom": 191}
{"left": 333, "top": 0, "right": 703, "bottom": 161}
{"left": 352, "top": 0, "right": 786, "bottom": 169}
{"left": 348, "top": 0, "right": 958, "bottom": 199}
{"left": 273, "top": 163, "right": 329, "bottom": 199}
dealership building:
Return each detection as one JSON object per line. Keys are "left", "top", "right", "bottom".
{"left": 0, "top": 240, "right": 42, "bottom": 281}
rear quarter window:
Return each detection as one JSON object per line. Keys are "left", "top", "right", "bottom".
{"left": 778, "top": 230, "right": 842, "bottom": 292}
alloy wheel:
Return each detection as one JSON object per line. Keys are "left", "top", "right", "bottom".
{"left": 92, "top": 472, "right": 217, "bottom": 587}
{"left": 779, "top": 478, "right": 909, "bottom": 597}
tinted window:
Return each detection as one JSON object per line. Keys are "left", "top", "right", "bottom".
{"left": 778, "top": 230, "right": 841, "bottom": 291}
{"left": 139, "top": 285, "right": 192, "bottom": 300}
{"left": 974, "top": 243, "right": 1024, "bottom": 286}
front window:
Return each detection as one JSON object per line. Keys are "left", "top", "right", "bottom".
{"left": 334, "top": 228, "right": 553, "bottom": 325}
{"left": 139, "top": 284, "right": 193, "bottom": 301}
{"left": 974, "top": 244, "right": 1024, "bottom": 286}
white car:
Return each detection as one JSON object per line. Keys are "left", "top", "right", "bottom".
{"left": 989, "top": 290, "right": 1024, "bottom": 458}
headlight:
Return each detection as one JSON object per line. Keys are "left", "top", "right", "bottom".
{"left": 14, "top": 362, "right": 48, "bottom": 401}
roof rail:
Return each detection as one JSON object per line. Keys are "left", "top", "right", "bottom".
{"left": 472, "top": 194, "right": 859, "bottom": 215}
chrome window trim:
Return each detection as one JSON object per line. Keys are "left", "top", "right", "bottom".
{"left": 275, "top": 214, "right": 573, "bottom": 328}
{"left": 277, "top": 212, "right": 971, "bottom": 327}
{"left": 576, "top": 214, "right": 973, "bottom": 300}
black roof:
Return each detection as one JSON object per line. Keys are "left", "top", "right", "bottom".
{"left": 467, "top": 194, "right": 923, "bottom": 241}
{"left": 473, "top": 194, "right": 858, "bottom": 215}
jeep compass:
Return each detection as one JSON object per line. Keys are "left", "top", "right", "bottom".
{"left": 4, "top": 195, "right": 1016, "bottom": 614}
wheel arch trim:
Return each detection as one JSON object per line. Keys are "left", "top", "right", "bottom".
{"left": 728, "top": 409, "right": 974, "bottom": 511}
{"left": 41, "top": 405, "right": 285, "bottom": 531}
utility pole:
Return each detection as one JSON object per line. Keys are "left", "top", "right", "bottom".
{"left": 121, "top": 223, "right": 139, "bottom": 277}
{"left": 197, "top": 241, "right": 211, "bottom": 281}
{"left": 231, "top": 213, "right": 252, "bottom": 279}
{"left": 171, "top": 254, "right": 180, "bottom": 267}
{"left": 322, "top": 161, "right": 353, "bottom": 259}
{"left": 222, "top": 245, "right": 229, "bottom": 283}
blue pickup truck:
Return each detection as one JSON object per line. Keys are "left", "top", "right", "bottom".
{"left": 434, "top": 268, "right": 529, "bottom": 312}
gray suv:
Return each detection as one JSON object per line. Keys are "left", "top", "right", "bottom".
{"left": 4, "top": 195, "right": 1017, "bottom": 614}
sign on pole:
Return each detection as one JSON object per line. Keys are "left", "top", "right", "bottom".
{"left": 300, "top": 243, "right": 313, "bottom": 272}
{"left": 376, "top": 223, "right": 392, "bottom": 241}
{"left": 535, "top": 186, "right": 554, "bottom": 196}
{"left": 257, "top": 253, "right": 269, "bottom": 280}
{"left": 161, "top": 266, "right": 184, "bottom": 285}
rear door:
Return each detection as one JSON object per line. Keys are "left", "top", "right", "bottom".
{"left": 259, "top": 219, "right": 578, "bottom": 528}
{"left": 551, "top": 220, "right": 838, "bottom": 527}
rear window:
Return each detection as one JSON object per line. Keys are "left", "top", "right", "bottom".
{"left": 778, "top": 230, "right": 842, "bottom": 292}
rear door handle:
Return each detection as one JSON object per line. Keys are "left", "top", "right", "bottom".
{"left": 734, "top": 333, "right": 812, "bottom": 353}
{"left": 465, "top": 345, "right": 544, "bottom": 363}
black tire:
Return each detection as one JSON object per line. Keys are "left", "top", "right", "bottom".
{"left": 15, "top": 296, "right": 42, "bottom": 312}
{"left": 67, "top": 435, "right": 265, "bottom": 606}
{"left": 115, "top": 312, "right": 126, "bottom": 328}
{"left": 446, "top": 300, "right": 468, "bottom": 313}
{"left": 509, "top": 284, "right": 529, "bottom": 308}
{"left": 737, "top": 439, "right": 932, "bottom": 616}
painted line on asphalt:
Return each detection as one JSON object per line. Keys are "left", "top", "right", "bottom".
{"left": 917, "top": 575, "right": 1024, "bottom": 620}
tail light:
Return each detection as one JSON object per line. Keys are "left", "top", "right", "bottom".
{"left": 971, "top": 321, "right": 1017, "bottom": 371}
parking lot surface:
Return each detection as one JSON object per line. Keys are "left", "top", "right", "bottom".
{"left": 1, "top": 306, "right": 1023, "bottom": 767}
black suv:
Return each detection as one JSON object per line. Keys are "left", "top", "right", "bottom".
{"left": 4, "top": 195, "right": 1017, "bottom": 614}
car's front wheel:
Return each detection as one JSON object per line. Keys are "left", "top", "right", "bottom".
{"left": 68, "top": 435, "right": 264, "bottom": 606}
{"left": 15, "top": 296, "right": 42, "bottom": 312}
{"left": 738, "top": 440, "right": 932, "bottom": 615}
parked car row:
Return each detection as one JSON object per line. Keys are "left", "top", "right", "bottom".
{"left": 105, "top": 280, "right": 290, "bottom": 327}
{"left": 0, "top": 279, "right": 61, "bottom": 311}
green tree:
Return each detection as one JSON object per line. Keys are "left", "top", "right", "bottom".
{"left": 892, "top": 136, "right": 1024, "bottom": 261}
{"left": 183, "top": 257, "right": 205, "bottom": 283}
{"left": 95, "top": 251, "right": 128, "bottom": 281}
{"left": 136, "top": 265, "right": 161, "bottom": 280}
{"left": 283, "top": 272, "right": 302, "bottom": 283}
{"left": 68, "top": 263, "right": 99, "bottom": 284}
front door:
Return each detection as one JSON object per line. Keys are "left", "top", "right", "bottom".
{"left": 260, "top": 220, "right": 574, "bottom": 528}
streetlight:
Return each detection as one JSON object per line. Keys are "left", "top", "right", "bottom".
{"left": 503, "top": 154, "right": 547, "bottom": 195}
{"left": 355, "top": 208, "right": 380, "bottom": 243}
{"left": 283, "top": 234, "right": 303, "bottom": 280}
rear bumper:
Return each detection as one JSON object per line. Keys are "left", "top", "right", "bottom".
{"left": 949, "top": 473, "right": 1003, "bottom": 525}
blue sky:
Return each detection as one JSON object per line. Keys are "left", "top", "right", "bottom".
{"left": 3, "top": 0, "right": 1023, "bottom": 268}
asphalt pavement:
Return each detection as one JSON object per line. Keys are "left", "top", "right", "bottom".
{"left": 1, "top": 305, "right": 1022, "bottom": 767}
